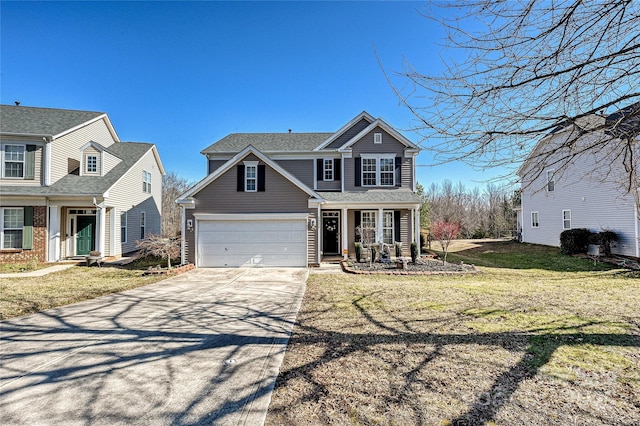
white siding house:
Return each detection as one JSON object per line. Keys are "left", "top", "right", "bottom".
{"left": 517, "top": 113, "right": 640, "bottom": 257}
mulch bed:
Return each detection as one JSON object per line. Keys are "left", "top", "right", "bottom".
{"left": 342, "top": 257, "right": 478, "bottom": 275}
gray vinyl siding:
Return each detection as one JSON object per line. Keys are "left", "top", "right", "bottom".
{"left": 520, "top": 131, "right": 639, "bottom": 257}
{"left": 50, "top": 119, "right": 117, "bottom": 184}
{"left": 324, "top": 118, "right": 372, "bottom": 149}
{"left": 345, "top": 127, "right": 412, "bottom": 191}
{"left": 276, "top": 159, "right": 314, "bottom": 188}
{"left": 0, "top": 139, "right": 43, "bottom": 186}
{"left": 208, "top": 159, "right": 227, "bottom": 175}
{"left": 184, "top": 156, "right": 314, "bottom": 265}
{"left": 307, "top": 209, "right": 318, "bottom": 265}
{"left": 106, "top": 149, "right": 163, "bottom": 255}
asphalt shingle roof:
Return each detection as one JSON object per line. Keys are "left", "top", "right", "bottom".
{"left": 201, "top": 133, "right": 333, "bottom": 153}
{"left": 319, "top": 191, "right": 424, "bottom": 204}
{"left": 0, "top": 104, "right": 105, "bottom": 136}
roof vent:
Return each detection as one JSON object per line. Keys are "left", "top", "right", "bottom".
{"left": 14, "top": 101, "right": 20, "bottom": 106}
{"left": 288, "top": 129, "right": 292, "bottom": 133}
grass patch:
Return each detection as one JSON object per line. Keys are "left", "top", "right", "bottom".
{"left": 0, "top": 265, "right": 168, "bottom": 319}
{"left": 266, "top": 241, "right": 640, "bottom": 425}
{"left": 0, "top": 260, "right": 47, "bottom": 273}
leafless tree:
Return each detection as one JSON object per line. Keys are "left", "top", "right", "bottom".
{"left": 162, "top": 172, "right": 194, "bottom": 237}
{"left": 136, "top": 234, "right": 181, "bottom": 270}
{"left": 388, "top": 1, "right": 640, "bottom": 210}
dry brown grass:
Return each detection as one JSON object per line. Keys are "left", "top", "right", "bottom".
{"left": 0, "top": 265, "right": 167, "bottom": 319}
{"left": 266, "top": 242, "right": 640, "bottom": 425}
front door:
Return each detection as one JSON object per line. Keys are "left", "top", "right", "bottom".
{"left": 322, "top": 212, "right": 339, "bottom": 255}
{"left": 76, "top": 216, "right": 96, "bottom": 255}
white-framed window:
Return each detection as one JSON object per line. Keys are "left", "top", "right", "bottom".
{"left": 362, "top": 158, "right": 377, "bottom": 186}
{"left": 143, "top": 170, "right": 152, "bottom": 193}
{"left": 382, "top": 211, "right": 394, "bottom": 245}
{"left": 374, "top": 132, "right": 382, "bottom": 144}
{"left": 547, "top": 170, "right": 555, "bottom": 192}
{"left": 120, "top": 211, "right": 127, "bottom": 243}
{"left": 361, "top": 155, "right": 395, "bottom": 186}
{"left": 3, "top": 144, "right": 25, "bottom": 178}
{"left": 360, "top": 211, "right": 377, "bottom": 243}
{"left": 531, "top": 211, "right": 539, "bottom": 228}
{"left": 323, "top": 159, "right": 334, "bottom": 181}
{"left": 562, "top": 209, "right": 571, "bottom": 229}
{"left": 245, "top": 162, "right": 257, "bottom": 192}
{"left": 140, "top": 211, "right": 146, "bottom": 240}
{"left": 86, "top": 155, "right": 97, "bottom": 173}
{"left": 1, "top": 207, "right": 23, "bottom": 249}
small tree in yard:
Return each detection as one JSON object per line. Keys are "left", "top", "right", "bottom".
{"left": 136, "top": 234, "right": 181, "bottom": 270}
{"left": 432, "top": 221, "right": 460, "bottom": 265}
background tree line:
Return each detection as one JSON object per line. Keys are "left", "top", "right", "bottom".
{"left": 418, "top": 180, "right": 519, "bottom": 240}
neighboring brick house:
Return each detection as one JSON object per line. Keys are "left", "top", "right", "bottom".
{"left": 177, "top": 111, "right": 423, "bottom": 267}
{"left": 0, "top": 105, "right": 165, "bottom": 263}
{"left": 517, "top": 104, "right": 640, "bottom": 257}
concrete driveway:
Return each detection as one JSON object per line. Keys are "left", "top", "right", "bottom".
{"left": 0, "top": 267, "right": 308, "bottom": 425}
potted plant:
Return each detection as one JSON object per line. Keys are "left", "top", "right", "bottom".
{"left": 86, "top": 251, "right": 102, "bottom": 267}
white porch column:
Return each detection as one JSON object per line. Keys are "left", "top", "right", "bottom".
{"left": 48, "top": 205, "right": 61, "bottom": 262}
{"left": 108, "top": 207, "right": 115, "bottom": 257}
{"left": 377, "top": 208, "right": 384, "bottom": 244}
{"left": 43, "top": 142, "right": 52, "bottom": 186}
{"left": 96, "top": 206, "right": 106, "bottom": 255}
{"left": 415, "top": 208, "right": 421, "bottom": 257}
{"left": 342, "top": 207, "right": 348, "bottom": 259}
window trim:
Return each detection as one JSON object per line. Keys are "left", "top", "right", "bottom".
{"left": 374, "top": 132, "right": 382, "bottom": 144}
{"left": 361, "top": 154, "right": 396, "bottom": 187}
{"left": 531, "top": 211, "right": 540, "bottom": 228}
{"left": 562, "top": 209, "right": 571, "bottom": 230}
{"left": 2, "top": 143, "right": 26, "bottom": 179}
{"left": 244, "top": 161, "right": 258, "bottom": 192}
{"left": 120, "top": 211, "right": 127, "bottom": 243}
{"left": 142, "top": 170, "right": 152, "bottom": 193}
{"left": 323, "top": 159, "right": 334, "bottom": 181}
{"left": 382, "top": 211, "right": 394, "bottom": 245}
{"left": 1, "top": 207, "right": 24, "bottom": 249}
{"left": 140, "top": 211, "right": 146, "bottom": 240}
{"left": 86, "top": 155, "right": 98, "bottom": 173}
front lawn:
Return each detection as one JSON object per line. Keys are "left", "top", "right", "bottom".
{"left": 0, "top": 259, "right": 170, "bottom": 320}
{"left": 266, "top": 241, "right": 640, "bottom": 425}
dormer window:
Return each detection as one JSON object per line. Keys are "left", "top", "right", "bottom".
{"left": 323, "top": 159, "right": 334, "bottom": 181}
{"left": 245, "top": 161, "right": 258, "bottom": 192}
{"left": 374, "top": 133, "right": 382, "bottom": 144}
{"left": 86, "top": 155, "right": 97, "bottom": 173}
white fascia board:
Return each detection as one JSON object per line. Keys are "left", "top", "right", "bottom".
{"left": 0, "top": 132, "right": 53, "bottom": 140}
{"left": 314, "top": 111, "right": 375, "bottom": 151}
{"left": 151, "top": 145, "right": 166, "bottom": 175}
{"left": 193, "top": 213, "right": 309, "bottom": 221}
{"left": 404, "top": 149, "right": 419, "bottom": 158}
{"left": 176, "top": 197, "right": 196, "bottom": 207}
{"left": 80, "top": 140, "right": 106, "bottom": 152}
{"left": 309, "top": 198, "right": 325, "bottom": 208}
{"left": 0, "top": 197, "right": 48, "bottom": 206}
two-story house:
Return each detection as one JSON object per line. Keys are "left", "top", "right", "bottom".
{"left": 0, "top": 105, "right": 165, "bottom": 263}
{"left": 177, "top": 111, "right": 422, "bottom": 267}
{"left": 517, "top": 105, "right": 640, "bottom": 258}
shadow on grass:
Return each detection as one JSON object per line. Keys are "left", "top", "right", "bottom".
{"left": 268, "top": 291, "right": 640, "bottom": 425}
{"left": 441, "top": 240, "right": 630, "bottom": 273}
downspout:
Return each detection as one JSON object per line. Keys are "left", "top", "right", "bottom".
{"left": 43, "top": 137, "right": 52, "bottom": 186}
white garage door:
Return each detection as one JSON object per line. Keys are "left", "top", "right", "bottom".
{"left": 197, "top": 218, "right": 307, "bottom": 267}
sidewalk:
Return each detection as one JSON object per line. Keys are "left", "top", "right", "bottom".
{"left": 0, "top": 263, "right": 77, "bottom": 278}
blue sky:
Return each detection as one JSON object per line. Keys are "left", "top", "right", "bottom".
{"left": 1, "top": 1, "right": 509, "bottom": 187}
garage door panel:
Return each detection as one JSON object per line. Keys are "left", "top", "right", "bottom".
{"left": 197, "top": 219, "right": 307, "bottom": 267}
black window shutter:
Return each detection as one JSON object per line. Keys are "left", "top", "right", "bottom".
{"left": 25, "top": 145, "right": 36, "bottom": 180}
{"left": 395, "top": 157, "right": 402, "bottom": 187}
{"left": 394, "top": 210, "right": 401, "bottom": 244}
{"left": 237, "top": 165, "right": 245, "bottom": 191}
{"left": 354, "top": 211, "right": 361, "bottom": 242}
{"left": 335, "top": 159, "right": 341, "bottom": 180}
{"left": 316, "top": 159, "right": 323, "bottom": 181}
{"left": 22, "top": 206, "right": 34, "bottom": 250}
{"left": 258, "top": 165, "right": 266, "bottom": 192}
{"left": 354, "top": 157, "right": 361, "bottom": 187}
